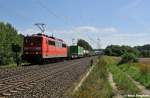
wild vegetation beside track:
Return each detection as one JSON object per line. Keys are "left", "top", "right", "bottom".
{"left": 107, "top": 57, "right": 140, "bottom": 95}
{"left": 114, "top": 52, "right": 150, "bottom": 90}
{"left": 111, "top": 55, "right": 150, "bottom": 97}
{"left": 69, "top": 56, "right": 148, "bottom": 98}
{"left": 119, "top": 63, "right": 150, "bottom": 89}
{"left": 70, "top": 56, "right": 113, "bottom": 98}
{"left": 0, "top": 63, "right": 17, "bottom": 69}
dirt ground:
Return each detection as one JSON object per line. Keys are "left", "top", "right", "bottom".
{"left": 139, "top": 58, "right": 150, "bottom": 65}
{"left": 112, "top": 56, "right": 150, "bottom": 65}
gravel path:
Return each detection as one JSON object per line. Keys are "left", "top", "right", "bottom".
{"left": 0, "top": 56, "right": 97, "bottom": 98}
{"left": 128, "top": 75, "right": 150, "bottom": 96}
{"left": 108, "top": 72, "right": 123, "bottom": 98}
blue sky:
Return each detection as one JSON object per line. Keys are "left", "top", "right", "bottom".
{"left": 0, "top": 0, "right": 150, "bottom": 48}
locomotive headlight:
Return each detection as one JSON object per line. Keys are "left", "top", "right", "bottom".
{"left": 36, "top": 52, "right": 39, "bottom": 54}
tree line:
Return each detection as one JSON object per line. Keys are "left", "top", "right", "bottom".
{"left": 105, "top": 44, "right": 150, "bottom": 57}
{"left": 135, "top": 44, "right": 150, "bottom": 57}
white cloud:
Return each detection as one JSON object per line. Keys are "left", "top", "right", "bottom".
{"left": 20, "top": 26, "right": 118, "bottom": 35}
{"left": 72, "top": 26, "right": 117, "bottom": 33}
{"left": 19, "top": 27, "right": 40, "bottom": 35}
{"left": 101, "top": 27, "right": 118, "bottom": 33}
{"left": 19, "top": 26, "right": 150, "bottom": 49}
{"left": 73, "top": 26, "right": 99, "bottom": 33}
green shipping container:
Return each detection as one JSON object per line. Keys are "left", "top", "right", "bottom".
{"left": 68, "top": 45, "right": 84, "bottom": 58}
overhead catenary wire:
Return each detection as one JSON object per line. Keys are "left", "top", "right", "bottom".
{"left": 35, "top": 0, "right": 96, "bottom": 44}
{"left": 34, "top": 0, "right": 76, "bottom": 38}
{"left": 77, "top": 0, "right": 98, "bottom": 48}
{"left": 35, "top": 0, "right": 71, "bottom": 26}
{"left": 0, "top": 2, "right": 36, "bottom": 28}
{"left": 35, "top": 1, "right": 99, "bottom": 48}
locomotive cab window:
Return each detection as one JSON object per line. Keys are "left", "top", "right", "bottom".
{"left": 48, "top": 40, "right": 55, "bottom": 46}
{"left": 24, "top": 37, "right": 42, "bottom": 46}
{"left": 62, "top": 44, "right": 66, "bottom": 48}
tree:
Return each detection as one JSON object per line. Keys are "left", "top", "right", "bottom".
{"left": 0, "top": 22, "right": 23, "bottom": 65}
{"left": 119, "top": 52, "right": 138, "bottom": 65}
{"left": 77, "top": 39, "right": 93, "bottom": 50}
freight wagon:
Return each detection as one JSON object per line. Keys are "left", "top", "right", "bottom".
{"left": 68, "top": 45, "right": 84, "bottom": 58}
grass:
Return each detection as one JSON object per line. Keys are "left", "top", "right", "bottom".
{"left": 119, "top": 63, "right": 150, "bottom": 89}
{"left": 0, "top": 63, "right": 17, "bottom": 69}
{"left": 106, "top": 56, "right": 140, "bottom": 95}
{"left": 70, "top": 56, "right": 113, "bottom": 98}
{"left": 0, "top": 62, "right": 30, "bottom": 69}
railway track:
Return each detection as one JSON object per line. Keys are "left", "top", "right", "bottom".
{"left": 0, "top": 57, "right": 93, "bottom": 97}
{"left": 0, "top": 59, "right": 76, "bottom": 79}
{"left": 0, "top": 59, "right": 79, "bottom": 83}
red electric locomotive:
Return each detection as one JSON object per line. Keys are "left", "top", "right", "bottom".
{"left": 22, "top": 33, "right": 68, "bottom": 63}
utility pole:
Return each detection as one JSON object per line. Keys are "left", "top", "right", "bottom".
{"left": 35, "top": 23, "right": 46, "bottom": 34}
{"left": 97, "top": 38, "right": 101, "bottom": 49}
{"left": 72, "top": 38, "right": 75, "bottom": 45}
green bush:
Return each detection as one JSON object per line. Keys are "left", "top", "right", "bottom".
{"left": 119, "top": 52, "right": 138, "bottom": 65}
{"left": 105, "top": 45, "right": 141, "bottom": 57}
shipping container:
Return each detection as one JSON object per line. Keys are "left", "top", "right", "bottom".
{"left": 68, "top": 45, "right": 84, "bottom": 58}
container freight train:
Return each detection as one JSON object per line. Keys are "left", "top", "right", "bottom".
{"left": 22, "top": 33, "right": 89, "bottom": 63}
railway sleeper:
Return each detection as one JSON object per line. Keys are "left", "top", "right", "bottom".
{"left": 15, "top": 87, "right": 25, "bottom": 91}
{"left": 1, "top": 92, "right": 12, "bottom": 96}
{"left": 29, "top": 82, "right": 36, "bottom": 85}
{"left": 21, "top": 85, "right": 30, "bottom": 89}
{"left": 9, "top": 89, "right": 18, "bottom": 93}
